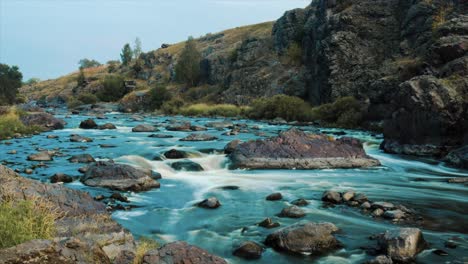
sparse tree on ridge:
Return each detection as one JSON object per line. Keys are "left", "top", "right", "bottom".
{"left": 120, "top": 43, "right": 133, "bottom": 66}
{"left": 175, "top": 36, "right": 202, "bottom": 87}
{"left": 78, "top": 58, "right": 101, "bottom": 69}
{"left": 133, "top": 37, "right": 142, "bottom": 59}
{"left": 0, "top": 64, "right": 23, "bottom": 105}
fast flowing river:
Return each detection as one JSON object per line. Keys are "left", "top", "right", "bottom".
{"left": 1, "top": 112, "right": 467, "bottom": 263}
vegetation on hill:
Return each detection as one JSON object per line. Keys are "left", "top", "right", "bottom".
{"left": 0, "top": 107, "right": 42, "bottom": 140}
{"left": 0, "top": 64, "right": 23, "bottom": 105}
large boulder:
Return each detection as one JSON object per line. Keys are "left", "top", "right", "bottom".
{"left": 164, "top": 149, "right": 188, "bottom": 159}
{"left": 79, "top": 118, "right": 98, "bottom": 129}
{"left": 232, "top": 241, "right": 263, "bottom": 260}
{"left": 68, "top": 154, "right": 95, "bottom": 163}
{"left": 142, "top": 241, "right": 227, "bottom": 264}
{"left": 444, "top": 145, "right": 468, "bottom": 169}
{"left": 265, "top": 221, "right": 341, "bottom": 255}
{"left": 166, "top": 121, "right": 191, "bottom": 131}
{"left": 27, "top": 151, "right": 54, "bottom": 161}
{"left": 180, "top": 133, "right": 218, "bottom": 141}
{"left": 99, "top": 123, "right": 117, "bottom": 130}
{"left": 132, "top": 124, "right": 158, "bottom": 132}
{"left": 171, "top": 160, "right": 204, "bottom": 172}
{"left": 229, "top": 128, "right": 380, "bottom": 169}
{"left": 20, "top": 112, "right": 65, "bottom": 131}
{"left": 81, "top": 161, "right": 160, "bottom": 192}
{"left": 377, "top": 228, "right": 427, "bottom": 262}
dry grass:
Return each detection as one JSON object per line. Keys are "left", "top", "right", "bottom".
{"left": 0, "top": 107, "right": 42, "bottom": 139}
{"left": 133, "top": 237, "right": 159, "bottom": 264}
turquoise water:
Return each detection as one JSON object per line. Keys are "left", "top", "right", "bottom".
{"left": 1, "top": 112, "right": 467, "bottom": 263}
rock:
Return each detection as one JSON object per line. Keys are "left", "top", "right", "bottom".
{"left": 27, "top": 151, "right": 53, "bottom": 161}
{"left": 353, "top": 193, "right": 369, "bottom": 203}
{"left": 366, "top": 255, "right": 393, "bottom": 264}
{"left": 164, "top": 149, "right": 188, "bottom": 159}
{"left": 99, "top": 123, "right": 117, "bottom": 130}
{"left": 100, "top": 144, "right": 117, "bottom": 148}
{"left": 342, "top": 191, "right": 355, "bottom": 202}
{"left": 257, "top": 218, "right": 280, "bottom": 229}
{"left": 377, "top": 228, "right": 427, "bottom": 262}
{"left": 361, "top": 202, "right": 372, "bottom": 209}
{"left": 229, "top": 128, "right": 380, "bottom": 169}
{"left": 132, "top": 124, "right": 158, "bottom": 132}
{"left": 383, "top": 210, "right": 406, "bottom": 220}
{"left": 79, "top": 118, "right": 98, "bottom": 129}
{"left": 197, "top": 197, "right": 221, "bottom": 209}
{"left": 166, "top": 121, "right": 191, "bottom": 131}
{"left": 50, "top": 173, "right": 73, "bottom": 183}
{"left": 94, "top": 195, "right": 105, "bottom": 201}
{"left": 371, "top": 202, "right": 395, "bottom": 210}
{"left": 444, "top": 145, "right": 468, "bottom": 169}
{"left": 444, "top": 240, "right": 457, "bottom": 249}
{"left": 278, "top": 205, "right": 306, "bottom": 218}
{"left": 322, "top": 191, "right": 342, "bottom": 204}
{"left": 82, "top": 161, "right": 160, "bottom": 192}
{"left": 142, "top": 241, "right": 227, "bottom": 264}
{"left": 114, "top": 250, "right": 136, "bottom": 264}
{"left": 447, "top": 177, "right": 468, "bottom": 184}
{"left": 70, "top": 134, "right": 93, "bottom": 142}
{"left": 266, "top": 192, "right": 283, "bottom": 201}
{"left": 148, "top": 134, "right": 174, "bottom": 138}
{"left": 20, "top": 112, "right": 65, "bottom": 131}
{"left": 180, "top": 133, "right": 218, "bottom": 141}
{"left": 233, "top": 241, "right": 263, "bottom": 260}
{"left": 432, "top": 249, "right": 448, "bottom": 256}
{"left": 190, "top": 125, "right": 207, "bottom": 131}
{"left": 24, "top": 168, "right": 33, "bottom": 174}
{"left": 171, "top": 160, "right": 204, "bottom": 171}
{"left": 291, "top": 198, "right": 309, "bottom": 206}
{"left": 265, "top": 221, "right": 340, "bottom": 255}
{"left": 47, "top": 134, "right": 58, "bottom": 139}
{"left": 205, "top": 121, "right": 233, "bottom": 129}
{"left": 68, "top": 154, "right": 96, "bottom": 163}
{"left": 0, "top": 238, "right": 111, "bottom": 264}
{"left": 220, "top": 185, "right": 240, "bottom": 190}
{"left": 110, "top": 193, "right": 129, "bottom": 203}
{"left": 224, "top": 140, "right": 241, "bottom": 154}
{"left": 372, "top": 208, "right": 385, "bottom": 217}
{"left": 7, "top": 150, "right": 17, "bottom": 154}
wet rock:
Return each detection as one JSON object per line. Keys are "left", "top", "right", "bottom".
{"left": 180, "top": 133, "right": 218, "bottom": 141}
{"left": 110, "top": 192, "right": 129, "bottom": 203}
{"left": 322, "top": 191, "right": 342, "bottom": 204}
{"left": 371, "top": 202, "right": 395, "bottom": 210}
{"left": 444, "top": 240, "right": 458, "bottom": 249}
{"left": 114, "top": 250, "right": 136, "bottom": 264}
{"left": 98, "top": 123, "right": 117, "bottom": 130}
{"left": 27, "top": 151, "right": 53, "bottom": 161}
{"left": 100, "top": 144, "right": 117, "bottom": 148}
{"left": 82, "top": 161, "right": 160, "bottom": 192}
{"left": 70, "top": 134, "right": 93, "bottom": 142}
{"left": 224, "top": 140, "right": 241, "bottom": 154}
{"left": 142, "top": 241, "right": 227, "bottom": 264}
{"left": 353, "top": 193, "right": 369, "bottom": 203}
{"left": 372, "top": 208, "right": 385, "bottom": 217}
{"left": 132, "top": 124, "right": 158, "bottom": 132}
{"left": 233, "top": 241, "right": 263, "bottom": 260}
{"left": 206, "top": 121, "right": 233, "bottom": 129}
{"left": 197, "top": 197, "right": 221, "bottom": 209}
{"left": 265, "top": 221, "right": 340, "bottom": 255}
{"left": 50, "top": 173, "right": 73, "bottom": 183}
{"left": 68, "top": 154, "right": 96, "bottom": 163}
{"left": 342, "top": 191, "right": 355, "bottom": 202}
{"left": 444, "top": 145, "right": 468, "bottom": 169}
{"left": 7, "top": 150, "right": 17, "bottom": 154}
{"left": 166, "top": 121, "right": 191, "bottom": 131}
{"left": 366, "top": 255, "right": 393, "bottom": 264}
{"left": 447, "top": 177, "right": 468, "bottom": 184}
{"left": 257, "top": 218, "right": 280, "bottom": 229}
{"left": 47, "top": 134, "right": 58, "bottom": 139}
{"left": 79, "top": 118, "right": 98, "bottom": 129}
{"left": 266, "top": 192, "right": 283, "bottom": 201}
{"left": 229, "top": 128, "right": 380, "bottom": 169}
{"left": 220, "top": 185, "right": 240, "bottom": 190}
{"left": 78, "top": 166, "right": 88, "bottom": 173}
{"left": 278, "top": 205, "right": 306, "bottom": 218}
{"left": 148, "top": 133, "right": 174, "bottom": 138}
{"left": 432, "top": 249, "right": 448, "bottom": 256}
{"left": 383, "top": 210, "right": 405, "bottom": 220}
{"left": 291, "top": 198, "right": 309, "bottom": 206}
{"left": 94, "top": 195, "right": 105, "bottom": 201}
{"left": 361, "top": 202, "right": 372, "bottom": 209}
{"left": 190, "top": 125, "right": 207, "bottom": 131}
{"left": 164, "top": 149, "right": 188, "bottom": 159}
{"left": 20, "top": 112, "right": 65, "bottom": 131}
{"left": 171, "top": 160, "right": 204, "bottom": 171}
{"left": 377, "top": 228, "right": 427, "bottom": 262}
{"left": 24, "top": 168, "right": 33, "bottom": 174}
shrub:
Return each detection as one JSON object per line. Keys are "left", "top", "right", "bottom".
{"left": 77, "top": 93, "right": 98, "bottom": 105}
{"left": 282, "top": 42, "right": 303, "bottom": 66}
{"left": 175, "top": 37, "right": 202, "bottom": 87}
{"left": 77, "top": 68, "right": 87, "bottom": 87}
{"left": 0, "top": 198, "right": 57, "bottom": 249}
{"left": 178, "top": 103, "right": 243, "bottom": 117}
{"left": 310, "top": 96, "right": 364, "bottom": 128}
{"left": 247, "top": 95, "right": 312, "bottom": 121}
{"left": 97, "top": 75, "right": 126, "bottom": 102}
{"left": 160, "top": 98, "right": 185, "bottom": 114}
{"left": 121, "top": 43, "right": 133, "bottom": 66}
{"left": 78, "top": 58, "right": 101, "bottom": 69}
{"left": 147, "top": 85, "right": 172, "bottom": 110}
{"left": 133, "top": 237, "right": 159, "bottom": 264}
{"left": 107, "top": 60, "right": 120, "bottom": 73}
{"left": 0, "top": 108, "right": 42, "bottom": 139}
{"left": 66, "top": 97, "right": 83, "bottom": 109}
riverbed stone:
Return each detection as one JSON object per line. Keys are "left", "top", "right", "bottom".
{"left": 197, "top": 197, "right": 221, "bottom": 209}
{"left": 164, "top": 149, "right": 188, "bottom": 159}
{"left": 79, "top": 118, "right": 98, "bottom": 129}
{"left": 372, "top": 208, "right": 385, "bottom": 217}
{"left": 166, "top": 121, "right": 191, "bottom": 131}
{"left": 68, "top": 154, "right": 96, "bottom": 163}
{"left": 171, "top": 160, "right": 204, "bottom": 171}
{"left": 322, "top": 190, "right": 342, "bottom": 204}
{"left": 70, "top": 134, "right": 93, "bottom": 142}
{"left": 377, "top": 228, "right": 427, "bottom": 262}
{"left": 233, "top": 241, "right": 263, "bottom": 260}
{"left": 99, "top": 123, "right": 117, "bottom": 130}
{"left": 266, "top": 192, "right": 283, "bottom": 201}
{"left": 291, "top": 198, "right": 309, "bottom": 206}
{"left": 366, "top": 255, "right": 393, "bottom": 264}
{"left": 142, "top": 241, "right": 227, "bottom": 264}
{"left": 372, "top": 202, "right": 395, "bottom": 210}
{"left": 180, "top": 133, "right": 218, "bottom": 141}
{"left": 27, "top": 151, "right": 53, "bottom": 161}
{"left": 82, "top": 161, "right": 160, "bottom": 192}
{"left": 228, "top": 128, "right": 380, "bottom": 169}
{"left": 224, "top": 140, "right": 241, "bottom": 154}
{"left": 265, "top": 221, "right": 340, "bottom": 255}
{"left": 50, "top": 173, "right": 73, "bottom": 183}
{"left": 257, "top": 218, "right": 280, "bottom": 229}
{"left": 342, "top": 191, "right": 355, "bottom": 201}
{"left": 383, "top": 210, "right": 406, "bottom": 220}
{"left": 132, "top": 124, "right": 158, "bottom": 132}
{"left": 278, "top": 205, "right": 306, "bottom": 218}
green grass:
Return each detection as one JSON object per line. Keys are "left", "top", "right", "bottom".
{"left": 177, "top": 103, "right": 247, "bottom": 117}
{"left": 0, "top": 108, "right": 42, "bottom": 140}
{"left": 247, "top": 95, "right": 312, "bottom": 121}
{"left": 133, "top": 237, "right": 160, "bottom": 264}
{"left": 0, "top": 198, "right": 57, "bottom": 249}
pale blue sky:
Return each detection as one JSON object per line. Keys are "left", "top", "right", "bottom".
{"left": 0, "top": 0, "right": 310, "bottom": 80}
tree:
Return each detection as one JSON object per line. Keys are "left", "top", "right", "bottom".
{"left": 133, "top": 37, "right": 142, "bottom": 59}
{"left": 97, "top": 75, "right": 126, "bottom": 102}
{"left": 175, "top": 37, "right": 202, "bottom": 87}
{"left": 147, "top": 85, "right": 171, "bottom": 110}
{"left": 120, "top": 43, "right": 133, "bottom": 66}
{"left": 77, "top": 68, "right": 86, "bottom": 87}
{"left": 0, "top": 64, "right": 23, "bottom": 105}
{"left": 24, "top": 78, "right": 40, "bottom": 85}
{"left": 78, "top": 58, "right": 101, "bottom": 69}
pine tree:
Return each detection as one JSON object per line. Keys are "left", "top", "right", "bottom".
{"left": 133, "top": 37, "right": 142, "bottom": 59}
{"left": 120, "top": 43, "right": 133, "bottom": 66}
{"left": 174, "top": 37, "right": 201, "bottom": 87}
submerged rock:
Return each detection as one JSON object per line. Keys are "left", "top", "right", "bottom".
{"left": 98, "top": 123, "right": 117, "bottom": 130}
{"left": 142, "top": 241, "right": 227, "bottom": 264}
{"left": 197, "top": 197, "right": 221, "bottom": 209}
{"left": 164, "top": 149, "right": 188, "bottom": 159}
{"left": 70, "top": 134, "right": 93, "bottom": 142}
{"left": 27, "top": 151, "right": 54, "bottom": 161}
{"left": 50, "top": 173, "right": 73, "bottom": 183}
{"left": 228, "top": 128, "right": 380, "bottom": 169}
{"left": 291, "top": 198, "right": 309, "bottom": 206}
{"left": 79, "top": 118, "right": 98, "bottom": 129}
{"left": 68, "top": 154, "right": 96, "bottom": 163}
{"left": 265, "top": 221, "right": 341, "bottom": 255}
{"left": 444, "top": 145, "right": 468, "bottom": 169}
{"left": 180, "top": 133, "right": 218, "bottom": 141}
{"left": 81, "top": 161, "right": 160, "bottom": 192}
{"left": 171, "top": 160, "right": 204, "bottom": 171}
{"left": 266, "top": 192, "right": 283, "bottom": 201}
{"left": 233, "top": 241, "right": 263, "bottom": 260}
{"left": 257, "top": 218, "right": 280, "bottom": 229}
{"left": 278, "top": 205, "right": 306, "bottom": 218}
{"left": 377, "top": 228, "right": 427, "bottom": 262}
{"left": 148, "top": 133, "right": 174, "bottom": 138}
{"left": 132, "top": 124, "right": 158, "bottom": 132}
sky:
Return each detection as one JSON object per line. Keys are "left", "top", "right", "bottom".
{"left": 0, "top": 0, "right": 310, "bottom": 80}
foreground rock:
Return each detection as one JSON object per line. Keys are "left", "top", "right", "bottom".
{"left": 142, "top": 241, "right": 227, "bottom": 264}
{"left": 180, "top": 133, "right": 218, "bottom": 141}
{"left": 164, "top": 149, "right": 188, "bottom": 159}
{"left": 20, "top": 112, "right": 65, "bottom": 131}
{"left": 81, "top": 161, "right": 160, "bottom": 191}
{"left": 377, "top": 228, "right": 427, "bottom": 263}
{"left": 79, "top": 118, "right": 98, "bottom": 129}
{"left": 171, "top": 160, "right": 204, "bottom": 171}
{"left": 278, "top": 205, "right": 306, "bottom": 218}
{"left": 132, "top": 124, "right": 158, "bottom": 132}
{"left": 50, "top": 173, "right": 73, "bottom": 183}
{"left": 265, "top": 221, "right": 341, "bottom": 255}
{"left": 228, "top": 128, "right": 380, "bottom": 169}
{"left": 197, "top": 197, "right": 221, "bottom": 209}
{"left": 68, "top": 154, "right": 95, "bottom": 163}
{"left": 233, "top": 241, "right": 263, "bottom": 260}
{"left": 27, "top": 151, "right": 54, "bottom": 161}
{"left": 444, "top": 145, "right": 468, "bottom": 169}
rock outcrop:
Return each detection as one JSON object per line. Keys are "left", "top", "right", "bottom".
{"left": 20, "top": 112, "right": 65, "bottom": 131}
{"left": 377, "top": 228, "right": 428, "bottom": 262}
{"left": 228, "top": 128, "right": 380, "bottom": 169}
{"left": 142, "top": 241, "right": 227, "bottom": 264}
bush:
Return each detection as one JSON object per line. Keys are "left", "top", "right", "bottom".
{"left": 77, "top": 93, "right": 98, "bottom": 105}
{"left": 0, "top": 198, "right": 57, "bottom": 249}
{"left": 107, "top": 60, "right": 120, "bottom": 73}
{"left": 147, "top": 85, "right": 172, "bottom": 110}
{"left": 178, "top": 103, "right": 243, "bottom": 117}
{"left": 310, "top": 96, "right": 364, "bottom": 128}
{"left": 282, "top": 42, "right": 302, "bottom": 66}
{"left": 66, "top": 97, "right": 83, "bottom": 109}
{"left": 247, "top": 95, "right": 311, "bottom": 121}
{"left": 175, "top": 37, "right": 202, "bottom": 87}
{"left": 160, "top": 98, "right": 185, "bottom": 114}
{"left": 0, "top": 64, "right": 23, "bottom": 105}
{"left": 78, "top": 58, "right": 101, "bottom": 69}
{"left": 0, "top": 108, "right": 42, "bottom": 139}
{"left": 97, "top": 75, "right": 126, "bottom": 102}
{"left": 133, "top": 237, "right": 159, "bottom": 264}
